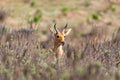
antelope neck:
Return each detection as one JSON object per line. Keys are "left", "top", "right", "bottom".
{"left": 54, "top": 41, "right": 62, "bottom": 49}
{"left": 53, "top": 41, "right": 64, "bottom": 55}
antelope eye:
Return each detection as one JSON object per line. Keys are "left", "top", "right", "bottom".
{"left": 56, "top": 35, "right": 59, "bottom": 38}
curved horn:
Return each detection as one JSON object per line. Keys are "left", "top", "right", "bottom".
{"left": 54, "top": 23, "right": 58, "bottom": 33}
{"left": 64, "top": 24, "right": 68, "bottom": 29}
{"left": 63, "top": 24, "right": 68, "bottom": 31}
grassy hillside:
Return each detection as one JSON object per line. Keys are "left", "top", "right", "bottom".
{"left": 0, "top": 0, "right": 120, "bottom": 80}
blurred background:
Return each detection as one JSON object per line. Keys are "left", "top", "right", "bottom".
{"left": 0, "top": 0, "right": 120, "bottom": 29}
{"left": 0, "top": 0, "right": 120, "bottom": 80}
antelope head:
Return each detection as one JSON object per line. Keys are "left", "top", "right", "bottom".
{"left": 50, "top": 23, "right": 71, "bottom": 47}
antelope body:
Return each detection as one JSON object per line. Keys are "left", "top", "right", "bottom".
{"left": 50, "top": 24, "right": 71, "bottom": 63}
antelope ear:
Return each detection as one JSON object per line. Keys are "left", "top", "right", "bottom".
{"left": 62, "top": 28, "right": 71, "bottom": 36}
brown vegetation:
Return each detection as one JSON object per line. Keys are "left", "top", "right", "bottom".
{"left": 0, "top": 0, "right": 120, "bottom": 80}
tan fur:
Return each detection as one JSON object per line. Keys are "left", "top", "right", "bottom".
{"left": 54, "top": 45, "right": 64, "bottom": 58}
{"left": 53, "top": 32, "right": 65, "bottom": 58}
{"left": 49, "top": 24, "right": 71, "bottom": 62}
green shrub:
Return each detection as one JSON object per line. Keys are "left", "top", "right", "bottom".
{"left": 111, "top": 7, "right": 116, "bottom": 12}
{"left": 3, "top": 69, "right": 9, "bottom": 76}
{"left": 92, "top": 14, "right": 99, "bottom": 20}
{"left": 117, "top": 51, "right": 120, "bottom": 56}
{"left": 33, "top": 9, "right": 42, "bottom": 23}
{"left": 76, "top": 67, "right": 84, "bottom": 76}
{"left": 30, "top": 1, "right": 36, "bottom": 7}
{"left": 33, "top": 16, "right": 40, "bottom": 23}
{"left": 41, "top": 30, "right": 47, "bottom": 35}
{"left": 61, "top": 7, "right": 69, "bottom": 13}
{"left": 61, "top": 71, "right": 71, "bottom": 80}
{"left": 85, "top": 1, "right": 91, "bottom": 7}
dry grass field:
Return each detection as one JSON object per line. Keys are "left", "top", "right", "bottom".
{"left": 0, "top": 0, "right": 120, "bottom": 80}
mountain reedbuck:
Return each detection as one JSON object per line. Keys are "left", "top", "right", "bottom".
{"left": 49, "top": 24, "right": 71, "bottom": 64}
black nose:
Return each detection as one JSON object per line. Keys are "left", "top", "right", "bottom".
{"left": 61, "top": 42, "right": 65, "bottom": 46}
